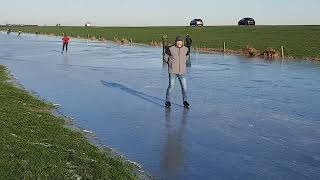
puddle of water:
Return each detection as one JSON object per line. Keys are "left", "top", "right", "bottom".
{"left": 1, "top": 32, "right": 320, "bottom": 180}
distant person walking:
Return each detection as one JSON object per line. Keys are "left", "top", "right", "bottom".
{"left": 61, "top": 35, "right": 70, "bottom": 53}
{"left": 185, "top": 34, "right": 192, "bottom": 55}
{"left": 162, "top": 34, "right": 169, "bottom": 58}
{"left": 185, "top": 34, "right": 193, "bottom": 66}
{"left": 164, "top": 36, "right": 190, "bottom": 108}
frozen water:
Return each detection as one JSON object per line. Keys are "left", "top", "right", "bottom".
{"left": 1, "top": 32, "right": 320, "bottom": 180}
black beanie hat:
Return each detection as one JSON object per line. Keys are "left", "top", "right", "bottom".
{"left": 175, "top": 35, "right": 183, "bottom": 42}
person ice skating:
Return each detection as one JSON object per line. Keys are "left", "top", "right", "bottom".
{"left": 164, "top": 35, "right": 190, "bottom": 108}
{"left": 162, "top": 34, "right": 169, "bottom": 57}
{"left": 185, "top": 34, "right": 192, "bottom": 67}
{"left": 61, "top": 34, "right": 70, "bottom": 53}
{"left": 17, "top": 30, "right": 22, "bottom": 37}
{"left": 185, "top": 34, "right": 192, "bottom": 55}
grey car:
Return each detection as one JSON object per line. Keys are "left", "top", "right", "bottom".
{"left": 238, "top": 18, "right": 255, "bottom": 26}
{"left": 190, "top": 19, "right": 204, "bottom": 27}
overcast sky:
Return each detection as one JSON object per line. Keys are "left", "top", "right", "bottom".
{"left": 1, "top": 0, "right": 319, "bottom": 26}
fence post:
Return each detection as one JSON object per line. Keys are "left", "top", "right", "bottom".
{"left": 281, "top": 46, "right": 285, "bottom": 59}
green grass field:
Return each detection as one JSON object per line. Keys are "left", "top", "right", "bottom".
{"left": 0, "top": 65, "right": 139, "bottom": 179}
{"left": 2, "top": 26, "right": 320, "bottom": 59}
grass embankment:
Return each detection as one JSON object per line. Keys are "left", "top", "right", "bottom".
{"left": 2, "top": 26, "right": 320, "bottom": 60}
{"left": 0, "top": 65, "right": 137, "bottom": 179}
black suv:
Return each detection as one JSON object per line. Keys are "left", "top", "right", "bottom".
{"left": 238, "top": 18, "right": 255, "bottom": 26}
{"left": 190, "top": 19, "right": 204, "bottom": 27}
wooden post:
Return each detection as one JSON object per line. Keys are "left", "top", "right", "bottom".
{"left": 281, "top": 46, "right": 285, "bottom": 59}
{"left": 223, "top": 42, "right": 226, "bottom": 52}
{"left": 87, "top": 34, "right": 89, "bottom": 45}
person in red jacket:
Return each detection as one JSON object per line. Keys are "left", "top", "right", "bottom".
{"left": 62, "top": 35, "right": 70, "bottom": 53}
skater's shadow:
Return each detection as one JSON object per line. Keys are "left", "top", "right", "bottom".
{"left": 52, "top": 50, "right": 62, "bottom": 53}
{"left": 100, "top": 81, "right": 183, "bottom": 107}
{"left": 161, "top": 108, "right": 189, "bottom": 179}
{"left": 61, "top": 54, "right": 71, "bottom": 71}
{"left": 63, "top": 54, "right": 69, "bottom": 63}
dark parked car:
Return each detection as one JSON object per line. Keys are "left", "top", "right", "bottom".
{"left": 190, "top": 19, "right": 204, "bottom": 27}
{"left": 238, "top": 18, "right": 255, "bottom": 26}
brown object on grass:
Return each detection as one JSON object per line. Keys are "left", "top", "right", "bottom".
{"left": 121, "top": 38, "right": 129, "bottom": 44}
{"left": 242, "top": 45, "right": 259, "bottom": 57}
{"left": 260, "top": 48, "right": 280, "bottom": 59}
